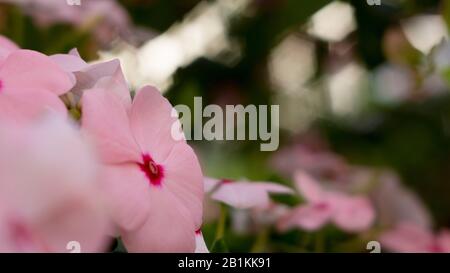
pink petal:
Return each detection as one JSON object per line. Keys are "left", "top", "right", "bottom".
{"left": 81, "top": 88, "right": 141, "bottom": 164}
{"left": 332, "top": 195, "right": 375, "bottom": 232}
{"left": 0, "top": 35, "right": 18, "bottom": 62}
{"left": 73, "top": 59, "right": 131, "bottom": 109}
{"left": 211, "top": 181, "right": 293, "bottom": 210}
{"left": 0, "top": 115, "right": 109, "bottom": 252}
{"left": 50, "top": 53, "right": 88, "bottom": 73}
{"left": 163, "top": 143, "right": 204, "bottom": 229}
{"left": 99, "top": 164, "right": 152, "bottom": 231}
{"left": 372, "top": 173, "right": 432, "bottom": 229}
{"left": 379, "top": 223, "right": 435, "bottom": 253}
{"left": 294, "top": 171, "right": 325, "bottom": 202}
{"left": 195, "top": 231, "right": 209, "bottom": 253}
{"left": 436, "top": 230, "right": 450, "bottom": 253}
{"left": 0, "top": 50, "right": 73, "bottom": 95}
{"left": 121, "top": 187, "right": 197, "bottom": 253}
{"left": 204, "top": 177, "right": 221, "bottom": 193}
{"left": 35, "top": 195, "right": 109, "bottom": 253}
{"left": 130, "top": 86, "right": 184, "bottom": 163}
{"left": 277, "top": 203, "right": 333, "bottom": 231}
{"left": 0, "top": 88, "right": 67, "bottom": 123}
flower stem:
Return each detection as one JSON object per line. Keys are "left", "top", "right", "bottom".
{"left": 251, "top": 227, "right": 269, "bottom": 253}
{"left": 315, "top": 230, "right": 325, "bottom": 253}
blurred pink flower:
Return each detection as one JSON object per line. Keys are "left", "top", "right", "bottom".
{"left": 379, "top": 222, "right": 450, "bottom": 253}
{"left": 0, "top": 0, "right": 131, "bottom": 45}
{"left": 371, "top": 171, "right": 432, "bottom": 229}
{"left": 195, "top": 230, "right": 209, "bottom": 253}
{"left": 81, "top": 86, "right": 203, "bottom": 252}
{"left": 271, "top": 134, "right": 349, "bottom": 182}
{"left": 278, "top": 171, "right": 375, "bottom": 233}
{"left": 0, "top": 115, "right": 109, "bottom": 252}
{"left": 205, "top": 178, "right": 293, "bottom": 210}
{"left": 0, "top": 46, "right": 73, "bottom": 123}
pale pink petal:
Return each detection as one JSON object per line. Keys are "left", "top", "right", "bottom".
{"left": 130, "top": 86, "right": 183, "bottom": 163}
{"left": 99, "top": 164, "right": 151, "bottom": 232}
{"left": 211, "top": 182, "right": 293, "bottom": 210}
{"left": 0, "top": 115, "right": 97, "bottom": 216}
{"left": 277, "top": 203, "right": 333, "bottom": 231}
{"left": 332, "top": 196, "right": 375, "bottom": 232}
{"left": 81, "top": 88, "right": 141, "bottom": 164}
{"left": 195, "top": 231, "right": 209, "bottom": 253}
{"left": 73, "top": 59, "right": 131, "bottom": 108}
{"left": 204, "top": 177, "right": 221, "bottom": 193}
{"left": 372, "top": 173, "right": 432, "bottom": 228}
{"left": 50, "top": 53, "right": 88, "bottom": 72}
{"left": 0, "top": 35, "right": 18, "bottom": 62}
{"left": 0, "top": 115, "right": 109, "bottom": 252}
{"left": 0, "top": 88, "right": 67, "bottom": 123}
{"left": 379, "top": 223, "right": 435, "bottom": 253}
{"left": 163, "top": 143, "right": 204, "bottom": 229}
{"left": 0, "top": 50, "right": 73, "bottom": 95}
{"left": 35, "top": 195, "right": 109, "bottom": 253}
{"left": 249, "top": 182, "right": 294, "bottom": 195}
{"left": 121, "top": 187, "right": 196, "bottom": 253}
{"left": 294, "top": 171, "right": 325, "bottom": 202}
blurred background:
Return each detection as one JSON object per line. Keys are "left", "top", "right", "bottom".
{"left": 2, "top": 0, "right": 450, "bottom": 252}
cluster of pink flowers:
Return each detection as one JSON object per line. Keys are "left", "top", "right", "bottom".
{"left": 1, "top": 33, "right": 448, "bottom": 253}
{"left": 269, "top": 135, "right": 450, "bottom": 253}
{"left": 0, "top": 35, "right": 204, "bottom": 252}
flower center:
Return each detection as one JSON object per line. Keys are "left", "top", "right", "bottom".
{"left": 314, "top": 202, "right": 329, "bottom": 210}
{"left": 139, "top": 154, "right": 164, "bottom": 187}
{"left": 148, "top": 161, "right": 158, "bottom": 175}
{"left": 220, "top": 179, "right": 233, "bottom": 184}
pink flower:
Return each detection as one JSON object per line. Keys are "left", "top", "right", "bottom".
{"left": 379, "top": 222, "right": 450, "bottom": 253}
{"left": 0, "top": 115, "right": 109, "bottom": 252}
{"left": 371, "top": 171, "right": 432, "bottom": 229}
{"left": 271, "top": 134, "right": 349, "bottom": 181}
{"left": 81, "top": 86, "right": 203, "bottom": 252}
{"left": 0, "top": 47, "right": 73, "bottom": 123}
{"left": 278, "top": 171, "right": 375, "bottom": 233}
{"left": 205, "top": 178, "right": 293, "bottom": 210}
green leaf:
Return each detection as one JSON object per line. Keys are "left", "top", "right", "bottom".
{"left": 210, "top": 238, "right": 229, "bottom": 253}
{"left": 443, "top": 0, "right": 450, "bottom": 32}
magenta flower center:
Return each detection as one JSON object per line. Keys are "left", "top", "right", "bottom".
{"left": 8, "top": 218, "right": 48, "bottom": 251}
{"left": 314, "top": 202, "right": 329, "bottom": 210}
{"left": 220, "top": 179, "right": 233, "bottom": 184}
{"left": 139, "top": 154, "right": 164, "bottom": 187}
